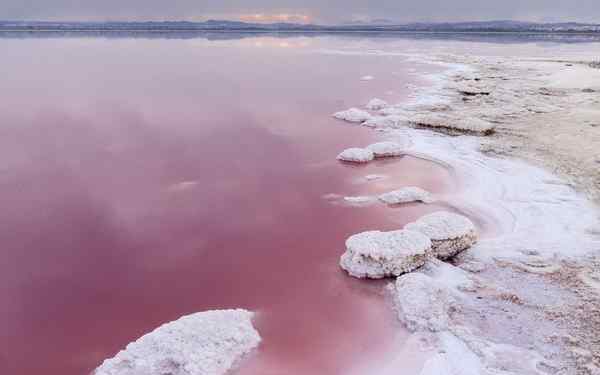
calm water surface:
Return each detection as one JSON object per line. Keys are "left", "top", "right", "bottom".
{"left": 0, "top": 35, "right": 456, "bottom": 375}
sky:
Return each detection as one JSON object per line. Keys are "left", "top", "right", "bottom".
{"left": 2, "top": 0, "right": 600, "bottom": 24}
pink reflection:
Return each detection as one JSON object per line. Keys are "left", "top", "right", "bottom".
{"left": 0, "top": 36, "right": 453, "bottom": 375}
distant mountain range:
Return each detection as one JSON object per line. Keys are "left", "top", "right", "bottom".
{"left": 1, "top": 20, "right": 600, "bottom": 33}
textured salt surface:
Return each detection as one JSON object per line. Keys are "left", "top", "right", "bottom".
{"left": 337, "top": 148, "right": 375, "bottom": 163}
{"left": 405, "top": 211, "right": 477, "bottom": 260}
{"left": 340, "top": 230, "right": 431, "bottom": 279}
{"left": 394, "top": 272, "right": 455, "bottom": 332}
{"left": 409, "top": 113, "right": 495, "bottom": 135}
{"left": 95, "top": 309, "right": 260, "bottom": 375}
{"left": 378, "top": 187, "right": 434, "bottom": 205}
{"left": 366, "top": 98, "right": 388, "bottom": 110}
{"left": 366, "top": 142, "right": 405, "bottom": 158}
{"left": 363, "top": 115, "right": 406, "bottom": 129}
{"left": 333, "top": 108, "right": 373, "bottom": 123}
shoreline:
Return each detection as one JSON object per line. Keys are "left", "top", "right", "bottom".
{"left": 332, "top": 50, "right": 600, "bottom": 373}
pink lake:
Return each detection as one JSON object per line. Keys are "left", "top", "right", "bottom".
{"left": 0, "top": 35, "right": 455, "bottom": 375}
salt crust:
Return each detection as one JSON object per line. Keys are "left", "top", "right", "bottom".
{"left": 337, "top": 148, "right": 375, "bottom": 163}
{"left": 378, "top": 187, "right": 434, "bottom": 205}
{"left": 95, "top": 309, "right": 260, "bottom": 375}
{"left": 366, "top": 141, "right": 405, "bottom": 157}
{"left": 333, "top": 108, "right": 373, "bottom": 123}
{"left": 405, "top": 211, "right": 478, "bottom": 260}
{"left": 340, "top": 230, "right": 431, "bottom": 279}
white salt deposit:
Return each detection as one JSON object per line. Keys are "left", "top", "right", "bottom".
{"left": 340, "top": 230, "right": 431, "bottom": 279}
{"left": 362, "top": 115, "right": 407, "bottom": 129}
{"left": 366, "top": 98, "right": 388, "bottom": 110}
{"left": 409, "top": 113, "right": 495, "bottom": 135}
{"left": 394, "top": 272, "right": 455, "bottom": 332}
{"left": 337, "top": 148, "right": 375, "bottom": 163}
{"left": 360, "top": 75, "right": 375, "bottom": 81}
{"left": 405, "top": 211, "right": 477, "bottom": 260}
{"left": 378, "top": 187, "right": 434, "bottom": 205}
{"left": 366, "top": 141, "right": 405, "bottom": 158}
{"left": 95, "top": 309, "right": 261, "bottom": 375}
{"left": 333, "top": 108, "right": 373, "bottom": 123}
{"left": 380, "top": 106, "right": 411, "bottom": 117}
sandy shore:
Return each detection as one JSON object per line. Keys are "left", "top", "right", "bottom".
{"left": 426, "top": 54, "right": 600, "bottom": 203}
{"left": 332, "top": 49, "right": 600, "bottom": 374}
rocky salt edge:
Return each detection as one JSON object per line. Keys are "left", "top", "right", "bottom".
{"left": 95, "top": 309, "right": 260, "bottom": 375}
{"left": 330, "top": 51, "right": 600, "bottom": 374}
{"left": 340, "top": 229, "right": 431, "bottom": 279}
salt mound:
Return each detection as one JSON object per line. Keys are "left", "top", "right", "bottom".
{"left": 337, "top": 148, "right": 374, "bottom": 163}
{"left": 394, "top": 273, "right": 455, "bottom": 332}
{"left": 340, "top": 230, "right": 431, "bottom": 279}
{"left": 333, "top": 108, "right": 372, "bottom": 123}
{"left": 360, "top": 75, "right": 374, "bottom": 81}
{"left": 366, "top": 141, "right": 405, "bottom": 158}
{"left": 378, "top": 187, "right": 434, "bottom": 205}
{"left": 366, "top": 98, "right": 388, "bottom": 110}
{"left": 409, "top": 114, "right": 495, "bottom": 135}
{"left": 95, "top": 309, "right": 261, "bottom": 375}
{"left": 405, "top": 211, "right": 477, "bottom": 260}
{"left": 363, "top": 115, "right": 406, "bottom": 129}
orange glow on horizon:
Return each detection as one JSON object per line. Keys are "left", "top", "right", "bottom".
{"left": 239, "top": 13, "right": 311, "bottom": 24}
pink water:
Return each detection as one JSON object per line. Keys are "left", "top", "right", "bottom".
{"left": 0, "top": 36, "right": 454, "bottom": 375}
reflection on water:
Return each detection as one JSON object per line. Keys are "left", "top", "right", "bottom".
{"left": 0, "top": 33, "right": 566, "bottom": 375}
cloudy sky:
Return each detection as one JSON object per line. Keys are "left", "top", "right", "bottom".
{"left": 2, "top": 0, "right": 600, "bottom": 23}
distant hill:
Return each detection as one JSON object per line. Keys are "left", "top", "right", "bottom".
{"left": 1, "top": 19, "right": 599, "bottom": 33}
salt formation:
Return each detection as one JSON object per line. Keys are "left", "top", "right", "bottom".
{"left": 339, "top": 230, "right": 431, "bottom": 279}
{"left": 366, "top": 98, "right": 388, "bottom": 110}
{"left": 393, "top": 272, "right": 455, "bottom": 332}
{"left": 337, "top": 148, "right": 375, "bottom": 163}
{"left": 405, "top": 211, "right": 477, "bottom": 260}
{"left": 366, "top": 141, "right": 404, "bottom": 158}
{"left": 360, "top": 75, "right": 374, "bottom": 81}
{"left": 95, "top": 309, "right": 261, "bottom": 375}
{"left": 333, "top": 108, "right": 373, "bottom": 123}
{"left": 409, "top": 114, "right": 495, "bottom": 135}
{"left": 378, "top": 187, "right": 434, "bottom": 205}
{"left": 362, "top": 115, "right": 406, "bottom": 129}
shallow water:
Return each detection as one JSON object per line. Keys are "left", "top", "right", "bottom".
{"left": 0, "top": 36, "right": 458, "bottom": 375}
